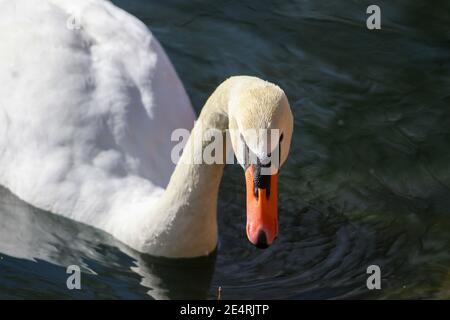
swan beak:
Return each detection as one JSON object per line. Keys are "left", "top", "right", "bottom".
{"left": 245, "top": 165, "right": 278, "bottom": 249}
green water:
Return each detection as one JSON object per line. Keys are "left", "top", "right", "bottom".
{"left": 0, "top": 0, "right": 449, "bottom": 299}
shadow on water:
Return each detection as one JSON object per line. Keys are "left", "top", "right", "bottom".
{"left": 0, "top": 186, "right": 215, "bottom": 299}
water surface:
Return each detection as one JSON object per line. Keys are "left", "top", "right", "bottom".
{"left": 1, "top": 0, "right": 449, "bottom": 299}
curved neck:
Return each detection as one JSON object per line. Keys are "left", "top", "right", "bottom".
{"left": 147, "top": 79, "right": 236, "bottom": 257}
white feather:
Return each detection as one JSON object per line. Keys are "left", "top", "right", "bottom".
{"left": 0, "top": 0, "right": 195, "bottom": 245}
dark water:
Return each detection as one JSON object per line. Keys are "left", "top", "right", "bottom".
{"left": 1, "top": 0, "right": 450, "bottom": 299}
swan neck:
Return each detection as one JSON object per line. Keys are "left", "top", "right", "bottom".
{"left": 152, "top": 80, "right": 234, "bottom": 257}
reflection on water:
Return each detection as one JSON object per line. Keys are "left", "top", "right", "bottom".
{"left": 0, "top": 187, "right": 215, "bottom": 299}
{"left": 1, "top": 0, "right": 450, "bottom": 299}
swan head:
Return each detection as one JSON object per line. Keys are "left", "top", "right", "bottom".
{"left": 228, "top": 78, "right": 293, "bottom": 249}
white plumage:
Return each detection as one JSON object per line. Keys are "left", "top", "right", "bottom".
{"left": 0, "top": 0, "right": 294, "bottom": 258}
{"left": 0, "top": 0, "right": 195, "bottom": 239}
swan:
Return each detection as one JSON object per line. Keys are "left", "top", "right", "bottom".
{"left": 0, "top": 0, "right": 293, "bottom": 258}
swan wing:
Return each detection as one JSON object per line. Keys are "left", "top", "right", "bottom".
{"left": 0, "top": 0, "right": 195, "bottom": 227}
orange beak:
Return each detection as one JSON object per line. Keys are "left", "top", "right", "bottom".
{"left": 245, "top": 165, "right": 278, "bottom": 248}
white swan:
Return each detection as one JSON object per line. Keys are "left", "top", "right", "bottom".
{"left": 0, "top": 0, "right": 293, "bottom": 258}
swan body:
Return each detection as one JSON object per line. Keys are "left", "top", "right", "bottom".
{"left": 0, "top": 0, "right": 293, "bottom": 258}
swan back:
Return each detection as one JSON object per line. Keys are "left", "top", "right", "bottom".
{"left": 0, "top": 0, "right": 195, "bottom": 229}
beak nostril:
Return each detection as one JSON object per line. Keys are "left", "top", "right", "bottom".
{"left": 255, "top": 231, "right": 269, "bottom": 249}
